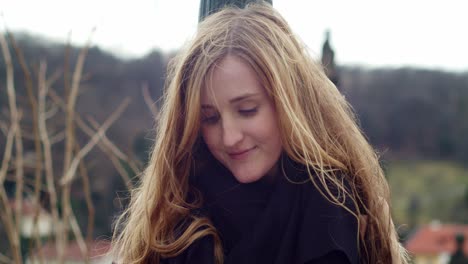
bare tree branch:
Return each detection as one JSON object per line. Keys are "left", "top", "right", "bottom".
{"left": 7, "top": 31, "right": 46, "bottom": 263}
{"left": 69, "top": 210, "right": 88, "bottom": 263}
{"left": 0, "top": 122, "right": 20, "bottom": 264}
{"left": 0, "top": 253, "right": 12, "bottom": 264}
{"left": 0, "top": 189, "right": 21, "bottom": 264}
{"left": 0, "top": 32, "right": 19, "bottom": 120}
{"left": 48, "top": 89, "right": 141, "bottom": 183}
{"left": 14, "top": 113, "right": 25, "bottom": 242}
{"left": 60, "top": 97, "right": 131, "bottom": 185}
{"left": 7, "top": 31, "right": 36, "bottom": 107}
{"left": 0, "top": 121, "right": 16, "bottom": 184}
{"left": 38, "top": 60, "right": 62, "bottom": 259}
{"left": 46, "top": 67, "right": 63, "bottom": 88}
{"left": 20, "top": 129, "right": 36, "bottom": 140}
{"left": 50, "top": 131, "right": 66, "bottom": 145}
{"left": 0, "top": 31, "right": 24, "bottom": 264}
{"left": 87, "top": 116, "right": 142, "bottom": 176}
{"left": 142, "top": 82, "right": 158, "bottom": 118}
{"left": 45, "top": 104, "right": 59, "bottom": 120}
{"left": 64, "top": 28, "right": 95, "bottom": 174}
{"left": 48, "top": 90, "right": 120, "bottom": 158}
{"left": 63, "top": 30, "right": 72, "bottom": 99}
{"left": 60, "top": 30, "right": 94, "bottom": 264}
{"left": 87, "top": 117, "right": 134, "bottom": 190}
{"left": 76, "top": 146, "right": 95, "bottom": 255}
{"left": 0, "top": 120, "right": 7, "bottom": 135}
{"left": 5, "top": 174, "right": 48, "bottom": 193}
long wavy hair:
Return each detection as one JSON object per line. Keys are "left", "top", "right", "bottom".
{"left": 111, "top": 3, "right": 409, "bottom": 264}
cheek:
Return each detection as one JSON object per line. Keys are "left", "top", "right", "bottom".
{"left": 255, "top": 112, "right": 281, "bottom": 144}
{"left": 260, "top": 128, "right": 282, "bottom": 150}
{"left": 201, "top": 127, "right": 219, "bottom": 151}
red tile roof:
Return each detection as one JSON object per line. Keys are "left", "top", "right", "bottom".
{"left": 33, "top": 240, "right": 111, "bottom": 261}
{"left": 8, "top": 199, "right": 46, "bottom": 216}
{"left": 406, "top": 224, "right": 468, "bottom": 255}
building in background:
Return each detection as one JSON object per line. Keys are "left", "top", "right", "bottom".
{"left": 26, "top": 240, "right": 111, "bottom": 264}
{"left": 406, "top": 222, "right": 468, "bottom": 264}
{"left": 321, "top": 30, "right": 340, "bottom": 88}
{"left": 8, "top": 199, "right": 53, "bottom": 239}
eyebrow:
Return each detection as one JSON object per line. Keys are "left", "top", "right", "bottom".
{"left": 201, "top": 93, "right": 260, "bottom": 108}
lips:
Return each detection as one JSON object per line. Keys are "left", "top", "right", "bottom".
{"left": 228, "top": 146, "right": 256, "bottom": 160}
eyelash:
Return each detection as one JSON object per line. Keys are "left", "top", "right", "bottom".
{"left": 201, "top": 115, "right": 219, "bottom": 125}
{"left": 201, "top": 107, "right": 258, "bottom": 125}
{"left": 239, "top": 107, "right": 257, "bottom": 116}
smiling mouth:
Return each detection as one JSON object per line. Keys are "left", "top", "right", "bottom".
{"left": 228, "top": 146, "right": 256, "bottom": 159}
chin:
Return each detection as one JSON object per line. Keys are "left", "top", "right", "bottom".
{"left": 232, "top": 172, "right": 264, "bottom": 184}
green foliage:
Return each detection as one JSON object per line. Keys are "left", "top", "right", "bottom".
{"left": 387, "top": 160, "right": 468, "bottom": 228}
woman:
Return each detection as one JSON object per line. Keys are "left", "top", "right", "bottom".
{"left": 111, "top": 3, "right": 408, "bottom": 264}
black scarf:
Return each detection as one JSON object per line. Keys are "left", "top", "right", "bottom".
{"left": 164, "top": 159, "right": 359, "bottom": 264}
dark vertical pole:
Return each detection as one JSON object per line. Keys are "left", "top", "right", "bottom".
{"left": 199, "top": 0, "right": 272, "bottom": 22}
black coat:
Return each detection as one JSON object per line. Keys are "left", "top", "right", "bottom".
{"left": 163, "top": 160, "right": 359, "bottom": 264}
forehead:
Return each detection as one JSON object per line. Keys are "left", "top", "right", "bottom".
{"left": 201, "top": 55, "right": 265, "bottom": 104}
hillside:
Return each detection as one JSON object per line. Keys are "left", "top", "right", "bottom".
{"left": 1, "top": 32, "right": 467, "bottom": 238}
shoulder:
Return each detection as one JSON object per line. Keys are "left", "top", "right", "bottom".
{"left": 160, "top": 235, "right": 215, "bottom": 264}
{"left": 292, "top": 172, "right": 360, "bottom": 264}
{"left": 304, "top": 250, "right": 352, "bottom": 264}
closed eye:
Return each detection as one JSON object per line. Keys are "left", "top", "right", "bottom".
{"left": 201, "top": 114, "right": 220, "bottom": 125}
{"left": 239, "top": 108, "right": 257, "bottom": 117}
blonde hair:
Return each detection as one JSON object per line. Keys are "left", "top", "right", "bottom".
{"left": 111, "top": 3, "right": 409, "bottom": 264}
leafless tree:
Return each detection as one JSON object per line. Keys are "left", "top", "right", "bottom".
{"left": 0, "top": 29, "right": 144, "bottom": 264}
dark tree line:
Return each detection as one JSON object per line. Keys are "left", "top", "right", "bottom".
{"left": 1, "top": 33, "right": 467, "bottom": 238}
{"left": 339, "top": 67, "right": 468, "bottom": 163}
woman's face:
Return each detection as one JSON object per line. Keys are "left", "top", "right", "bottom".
{"left": 200, "top": 55, "right": 283, "bottom": 183}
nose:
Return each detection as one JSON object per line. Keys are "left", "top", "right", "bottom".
{"left": 222, "top": 117, "right": 243, "bottom": 148}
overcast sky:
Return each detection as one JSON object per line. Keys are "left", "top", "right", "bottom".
{"left": 1, "top": 0, "right": 467, "bottom": 71}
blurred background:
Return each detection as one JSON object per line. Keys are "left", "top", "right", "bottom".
{"left": 0, "top": 0, "right": 467, "bottom": 263}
